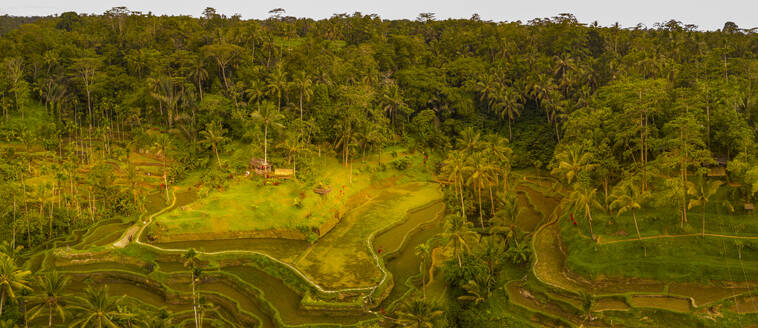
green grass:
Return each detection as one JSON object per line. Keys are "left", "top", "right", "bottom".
{"left": 152, "top": 152, "right": 432, "bottom": 240}
{"left": 561, "top": 203, "right": 758, "bottom": 283}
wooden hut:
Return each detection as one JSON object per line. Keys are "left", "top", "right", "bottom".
{"left": 708, "top": 167, "right": 726, "bottom": 177}
{"left": 745, "top": 203, "right": 754, "bottom": 212}
{"left": 273, "top": 168, "right": 294, "bottom": 179}
{"left": 250, "top": 158, "right": 271, "bottom": 175}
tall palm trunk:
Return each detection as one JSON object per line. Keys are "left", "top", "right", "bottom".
{"left": 213, "top": 143, "right": 221, "bottom": 169}
{"left": 264, "top": 124, "right": 268, "bottom": 165}
{"left": 478, "top": 185, "right": 485, "bottom": 229}
{"left": 586, "top": 206, "right": 594, "bottom": 239}
{"left": 702, "top": 204, "right": 706, "bottom": 238}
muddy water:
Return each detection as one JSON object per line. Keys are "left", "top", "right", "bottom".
{"left": 592, "top": 297, "right": 629, "bottom": 311}
{"left": 224, "top": 265, "right": 371, "bottom": 326}
{"left": 629, "top": 295, "right": 691, "bottom": 313}
{"left": 732, "top": 296, "right": 758, "bottom": 313}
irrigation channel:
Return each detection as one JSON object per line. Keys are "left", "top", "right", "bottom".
{"left": 51, "top": 187, "right": 448, "bottom": 327}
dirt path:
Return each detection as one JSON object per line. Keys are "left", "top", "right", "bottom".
{"left": 598, "top": 232, "right": 758, "bottom": 245}
{"left": 113, "top": 188, "right": 179, "bottom": 249}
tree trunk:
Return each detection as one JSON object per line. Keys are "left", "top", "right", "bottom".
{"left": 508, "top": 118, "right": 513, "bottom": 141}
{"left": 702, "top": 205, "right": 706, "bottom": 238}
{"left": 489, "top": 185, "right": 495, "bottom": 216}
{"left": 459, "top": 176, "right": 466, "bottom": 218}
{"left": 213, "top": 144, "right": 221, "bottom": 169}
{"left": 586, "top": 207, "right": 594, "bottom": 241}
{"left": 264, "top": 124, "right": 268, "bottom": 165}
{"left": 478, "top": 185, "right": 485, "bottom": 229}
{"left": 192, "top": 273, "right": 199, "bottom": 328}
{"left": 0, "top": 290, "right": 4, "bottom": 316}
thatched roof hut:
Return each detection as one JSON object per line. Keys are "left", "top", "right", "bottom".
{"left": 274, "top": 168, "right": 294, "bottom": 179}
{"left": 250, "top": 158, "right": 271, "bottom": 175}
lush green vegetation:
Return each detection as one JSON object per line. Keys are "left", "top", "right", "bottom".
{"left": 2, "top": 6, "right": 758, "bottom": 327}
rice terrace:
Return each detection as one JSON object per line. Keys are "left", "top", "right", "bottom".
{"left": 2, "top": 3, "right": 758, "bottom": 328}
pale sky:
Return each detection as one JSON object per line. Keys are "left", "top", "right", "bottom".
{"left": 1, "top": 0, "right": 756, "bottom": 31}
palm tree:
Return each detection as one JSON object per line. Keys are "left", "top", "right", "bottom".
{"left": 492, "top": 85, "right": 523, "bottom": 141}
{"left": 551, "top": 144, "right": 597, "bottom": 185}
{"left": 153, "top": 134, "right": 173, "bottom": 203}
{"left": 184, "top": 249, "right": 201, "bottom": 328}
{"left": 441, "top": 214, "right": 478, "bottom": 267}
{"left": 456, "top": 127, "right": 481, "bottom": 155}
{"left": 610, "top": 182, "right": 649, "bottom": 255}
{"left": 266, "top": 65, "right": 288, "bottom": 111}
{"left": 395, "top": 299, "right": 443, "bottom": 328}
{"left": 464, "top": 152, "right": 496, "bottom": 229}
{"left": 441, "top": 151, "right": 468, "bottom": 218}
{"left": 381, "top": 83, "right": 409, "bottom": 128}
{"left": 244, "top": 80, "right": 266, "bottom": 111}
{"left": 29, "top": 271, "right": 70, "bottom": 327}
{"left": 415, "top": 243, "right": 432, "bottom": 299}
{"left": 568, "top": 183, "right": 601, "bottom": 240}
{"left": 292, "top": 72, "right": 313, "bottom": 130}
{"left": 199, "top": 121, "right": 228, "bottom": 169}
{"left": 251, "top": 101, "right": 285, "bottom": 166}
{"left": 277, "top": 133, "right": 303, "bottom": 178}
{"left": 687, "top": 177, "right": 723, "bottom": 238}
{"left": 189, "top": 58, "right": 208, "bottom": 101}
{"left": 69, "top": 285, "right": 124, "bottom": 328}
{"left": 0, "top": 253, "right": 31, "bottom": 316}
{"left": 457, "top": 280, "right": 487, "bottom": 305}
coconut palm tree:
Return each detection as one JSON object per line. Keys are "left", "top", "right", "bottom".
{"left": 464, "top": 152, "right": 496, "bottom": 229}
{"left": 610, "top": 182, "right": 650, "bottom": 256}
{"left": 266, "top": 65, "right": 288, "bottom": 111}
{"left": 69, "top": 285, "right": 124, "bottom": 328}
{"left": 456, "top": 127, "right": 482, "bottom": 155}
{"left": 395, "top": 299, "right": 443, "bottom": 328}
{"left": 184, "top": 249, "right": 201, "bottom": 328}
{"left": 277, "top": 133, "right": 303, "bottom": 178}
{"left": 687, "top": 177, "right": 723, "bottom": 238}
{"left": 251, "top": 101, "right": 285, "bottom": 166}
{"left": 0, "top": 253, "right": 31, "bottom": 316}
{"left": 568, "top": 183, "right": 601, "bottom": 240}
{"left": 610, "top": 182, "right": 649, "bottom": 245}
{"left": 245, "top": 80, "right": 266, "bottom": 111}
{"left": 189, "top": 58, "right": 208, "bottom": 101}
{"left": 492, "top": 85, "right": 523, "bottom": 141}
{"left": 153, "top": 133, "right": 173, "bottom": 203}
{"left": 441, "top": 150, "right": 468, "bottom": 218}
{"left": 415, "top": 243, "right": 432, "bottom": 299}
{"left": 551, "top": 144, "right": 597, "bottom": 185}
{"left": 441, "top": 214, "right": 478, "bottom": 267}
{"left": 199, "top": 121, "right": 228, "bottom": 169}
{"left": 292, "top": 72, "right": 313, "bottom": 129}
{"left": 29, "top": 271, "right": 70, "bottom": 327}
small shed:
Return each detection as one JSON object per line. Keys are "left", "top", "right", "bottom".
{"left": 273, "top": 168, "right": 294, "bottom": 179}
{"left": 250, "top": 158, "right": 271, "bottom": 175}
{"left": 708, "top": 167, "right": 727, "bottom": 177}
{"left": 745, "top": 203, "right": 754, "bottom": 212}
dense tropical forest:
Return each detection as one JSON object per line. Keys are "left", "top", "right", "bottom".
{"left": 2, "top": 6, "right": 758, "bottom": 327}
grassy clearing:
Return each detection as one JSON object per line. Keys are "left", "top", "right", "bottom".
{"left": 151, "top": 152, "right": 432, "bottom": 241}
